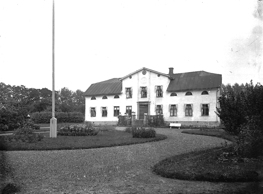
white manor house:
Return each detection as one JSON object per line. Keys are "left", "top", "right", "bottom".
{"left": 84, "top": 67, "right": 222, "bottom": 127}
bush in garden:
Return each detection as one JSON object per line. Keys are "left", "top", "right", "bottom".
{"left": 131, "top": 127, "right": 156, "bottom": 138}
{"left": 234, "top": 117, "right": 263, "bottom": 158}
{"left": 4, "top": 122, "right": 44, "bottom": 143}
{"left": 31, "top": 111, "right": 84, "bottom": 123}
{"left": 58, "top": 123, "right": 99, "bottom": 136}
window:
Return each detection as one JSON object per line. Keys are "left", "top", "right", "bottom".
{"left": 185, "top": 104, "right": 193, "bottom": 116}
{"left": 156, "top": 86, "right": 163, "bottom": 97}
{"left": 114, "top": 106, "right": 120, "bottom": 116}
{"left": 114, "top": 95, "right": 119, "bottom": 99}
{"left": 140, "top": 87, "right": 147, "bottom": 98}
{"left": 91, "top": 96, "right": 96, "bottom": 100}
{"left": 90, "top": 107, "right": 96, "bottom": 117}
{"left": 185, "top": 91, "right": 192, "bottom": 96}
{"left": 126, "top": 106, "right": 132, "bottom": 116}
{"left": 126, "top": 88, "right": 132, "bottom": 98}
{"left": 156, "top": 105, "right": 163, "bottom": 115}
{"left": 170, "top": 92, "right": 177, "bottom": 96}
{"left": 201, "top": 91, "right": 209, "bottom": 95}
{"left": 201, "top": 104, "right": 209, "bottom": 116}
{"left": 102, "top": 107, "right": 107, "bottom": 117}
{"left": 102, "top": 96, "right": 108, "bottom": 99}
{"left": 170, "top": 104, "right": 177, "bottom": 116}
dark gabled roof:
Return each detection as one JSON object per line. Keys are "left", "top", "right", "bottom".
{"left": 84, "top": 78, "right": 122, "bottom": 96}
{"left": 120, "top": 67, "right": 171, "bottom": 80}
{"left": 167, "top": 71, "right": 222, "bottom": 92}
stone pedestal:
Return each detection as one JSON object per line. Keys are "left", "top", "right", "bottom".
{"left": 50, "top": 117, "right": 57, "bottom": 138}
{"left": 131, "top": 112, "right": 136, "bottom": 126}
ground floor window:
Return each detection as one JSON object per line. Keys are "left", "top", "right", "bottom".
{"left": 156, "top": 105, "right": 163, "bottom": 115}
{"left": 201, "top": 104, "right": 209, "bottom": 116}
{"left": 90, "top": 107, "right": 96, "bottom": 117}
{"left": 102, "top": 107, "right": 107, "bottom": 117}
{"left": 126, "top": 106, "right": 132, "bottom": 116}
{"left": 185, "top": 104, "right": 193, "bottom": 116}
{"left": 114, "top": 106, "right": 120, "bottom": 116}
{"left": 170, "top": 104, "right": 177, "bottom": 116}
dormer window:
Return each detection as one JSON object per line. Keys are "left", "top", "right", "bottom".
{"left": 170, "top": 92, "right": 177, "bottom": 96}
{"left": 140, "top": 87, "right": 147, "bottom": 98}
{"left": 102, "top": 96, "right": 108, "bottom": 99}
{"left": 114, "top": 95, "right": 120, "bottom": 99}
{"left": 91, "top": 96, "right": 96, "bottom": 100}
{"left": 126, "top": 88, "right": 132, "bottom": 98}
{"left": 201, "top": 91, "right": 209, "bottom": 95}
{"left": 156, "top": 86, "right": 163, "bottom": 98}
{"left": 185, "top": 91, "right": 192, "bottom": 96}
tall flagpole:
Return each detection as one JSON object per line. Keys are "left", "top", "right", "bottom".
{"left": 50, "top": 0, "right": 57, "bottom": 138}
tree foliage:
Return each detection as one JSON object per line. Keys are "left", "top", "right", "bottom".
{"left": 217, "top": 81, "right": 263, "bottom": 135}
{"left": 0, "top": 82, "right": 86, "bottom": 131}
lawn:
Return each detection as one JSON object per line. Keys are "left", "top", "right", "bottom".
{"left": 153, "top": 129, "right": 263, "bottom": 182}
{"left": 0, "top": 130, "right": 167, "bottom": 151}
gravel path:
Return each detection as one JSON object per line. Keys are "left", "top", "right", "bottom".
{"left": 1, "top": 128, "right": 258, "bottom": 194}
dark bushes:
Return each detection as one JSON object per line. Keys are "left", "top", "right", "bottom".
{"left": 4, "top": 122, "right": 44, "bottom": 143}
{"left": 126, "top": 127, "right": 156, "bottom": 138}
{"left": 31, "top": 112, "right": 84, "bottom": 123}
{"left": 58, "top": 123, "right": 99, "bottom": 136}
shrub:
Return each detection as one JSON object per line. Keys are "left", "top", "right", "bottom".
{"left": 58, "top": 123, "right": 99, "bottom": 136}
{"left": 31, "top": 112, "right": 84, "bottom": 123}
{"left": 4, "top": 122, "right": 44, "bottom": 143}
{"left": 234, "top": 117, "right": 263, "bottom": 158}
{"left": 131, "top": 127, "right": 156, "bottom": 138}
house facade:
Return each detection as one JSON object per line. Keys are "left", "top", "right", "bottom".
{"left": 84, "top": 67, "right": 222, "bottom": 127}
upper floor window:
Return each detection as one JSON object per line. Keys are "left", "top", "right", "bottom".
{"left": 185, "top": 104, "right": 193, "bottom": 116}
{"left": 114, "top": 95, "right": 120, "bottom": 99}
{"left": 185, "top": 91, "right": 192, "bottom": 96}
{"left": 102, "top": 107, "right": 107, "bottom": 117}
{"left": 170, "top": 92, "right": 177, "bottom": 97}
{"left": 156, "top": 105, "right": 163, "bottom": 115}
{"left": 201, "top": 104, "right": 209, "bottom": 116}
{"left": 126, "top": 88, "right": 132, "bottom": 98}
{"left": 170, "top": 104, "right": 177, "bottom": 117}
{"left": 114, "top": 106, "right": 120, "bottom": 117}
{"left": 156, "top": 86, "right": 163, "bottom": 98}
{"left": 91, "top": 96, "right": 96, "bottom": 100}
{"left": 201, "top": 91, "right": 209, "bottom": 95}
{"left": 126, "top": 106, "right": 132, "bottom": 116}
{"left": 90, "top": 107, "right": 96, "bottom": 117}
{"left": 102, "top": 96, "right": 108, "bottom": 99}
{"left": 140, "top": 87, "right": 147, "bottom": 98}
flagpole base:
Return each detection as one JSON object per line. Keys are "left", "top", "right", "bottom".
{"left": 50, "top": 117, "right": 57, "bottom": 138}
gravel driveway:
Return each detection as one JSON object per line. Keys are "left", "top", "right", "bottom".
{"left": 1, "top": 128, "right": 258, "bottom": 194}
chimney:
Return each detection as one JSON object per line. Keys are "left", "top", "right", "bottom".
{"left": 169, "top": 67, "right": 174, "bottom": 75}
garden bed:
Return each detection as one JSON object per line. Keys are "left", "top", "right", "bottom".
{"left": 152, "top": 146, "right": 263, "bottom": 182}
{"left": 0, "top": 130, "right": 166, "bottom": 151}
{"left": 152, "top": 129, "right": 263, "bottom": 182}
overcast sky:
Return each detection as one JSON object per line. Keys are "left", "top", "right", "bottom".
{"left": 0, "top": 0, "right": 262, "bottom": 92}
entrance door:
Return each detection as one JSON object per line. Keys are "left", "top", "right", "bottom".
{"left": 139, "top": 104, "right": 148, "bottom": 119}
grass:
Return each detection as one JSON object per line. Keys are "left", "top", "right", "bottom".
{"left": 152, "top": 128, "right": 263, "bottom": 182}
{"left": 0, "top": 130, "right": 167, "bottom": 151}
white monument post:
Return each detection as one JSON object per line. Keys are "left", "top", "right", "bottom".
{"left": 50, "top": 0, "right": 57, "bottom": 138}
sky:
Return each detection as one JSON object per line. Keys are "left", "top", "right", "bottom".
{"left": 0, "top": 0, "right": 262, "bottom": 92}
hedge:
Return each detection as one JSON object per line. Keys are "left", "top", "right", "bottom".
{"left": 31, "top": 112, "right": 84, "bottom": 123}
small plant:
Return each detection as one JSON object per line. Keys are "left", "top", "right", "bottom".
{"left": 58, "top": 123, "right": 99, "bottom": 136}
{"left": 131, "top": 127, "right": 156, "bottom": 138}
{"left": 4, "top": 122, "right": 43, "bottom": 143}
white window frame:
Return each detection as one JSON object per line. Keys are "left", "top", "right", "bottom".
{"left": 169, "top": 104, "right": 177, "bottom": 117}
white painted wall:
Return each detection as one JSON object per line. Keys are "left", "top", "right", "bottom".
{"left": 85, "top": 69, "right": 220, "bottom": 125}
